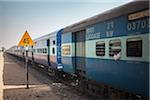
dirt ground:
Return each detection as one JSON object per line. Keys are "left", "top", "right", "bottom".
{"left": 2, "top": 53, "right": 95, "bottom": 100}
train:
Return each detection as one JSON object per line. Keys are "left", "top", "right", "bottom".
{"left": 6, "top": 1, "right": 149, "bottom": 99}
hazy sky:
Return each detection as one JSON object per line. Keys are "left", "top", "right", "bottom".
{"left": 0, "top": 0, "right": 133, "bottom": 49}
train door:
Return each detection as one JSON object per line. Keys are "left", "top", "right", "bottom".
{"left": 31, "top": 46, "right": 34, "bottom": 61}
{"left": 47, "top": 39, "right": 51, "bottom": 66}
{"left": 74, "top": 30, "right": 86, "bottom": 77}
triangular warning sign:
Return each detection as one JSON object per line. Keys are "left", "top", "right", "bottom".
{"left": 18, "top": 31, "right": 35, "bottom": 46}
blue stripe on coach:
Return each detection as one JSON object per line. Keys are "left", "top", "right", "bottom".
{"left": 57, "top": 29, "right": 63, "bottom": 67}
{"left": 62, "top": 56, "right": 75, "bottom": 73}
{"left": 61, "top": 55, "right": 149, "bottom": 96}
{"left": 85, "top": 57, "right": 149, "bottom": 96}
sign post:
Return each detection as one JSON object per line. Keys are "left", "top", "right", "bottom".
{"left": 25, "top": 47, "right": 29, "bottom": 89}
{"left": 18, "top": 31, "right": 35, "bottom": 89}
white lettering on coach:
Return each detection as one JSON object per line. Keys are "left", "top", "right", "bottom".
{"left": 127, "top": 18, "right": 148, "bottom": 31}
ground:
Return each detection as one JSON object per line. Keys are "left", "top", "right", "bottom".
{"left": 1, "top": 53, "right": 96, "bottom": 100}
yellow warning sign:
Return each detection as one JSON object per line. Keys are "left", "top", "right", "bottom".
{"left": 18, "top": 31, "right": 35, "bottom": 46}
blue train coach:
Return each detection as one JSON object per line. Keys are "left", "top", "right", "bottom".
{"left": 61, "top": 1, "right": 149, "bottom": 97}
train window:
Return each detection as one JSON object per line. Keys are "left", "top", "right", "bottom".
{"left": 43, "top": 49, "right": 44, "bottom": 53}
{"left": 53, "top": 40, "right": 55, "bottom": 45}
{"left": 45, "top": 48, "right": 47, "bottom": 54}
{"left": 42, "top": 49, "right": 43, "bottom": 53}
{"left": 62, "top": 45, "right": 70, "bottom": 55}
{"left": 127, "top": 38, "right": 142, "bottom": 57}
{"left": 96, "top": 41, "right": 105, "bottom": 56}
{"left": 52, "top": 48, "right": 55, "bottom": 54}
{"left": 43, "top": 48, "right": 45, "bottom": 53}
{"left": 109, "top": 39, "right": 121, "bottom": 56}
{"left": 40, "top": 49, "right": 42, "bottom": 53}
{"left": 39, "top": 49, "right": 41, "bottom": 53}
{"left": 43, "top": 48, "right": 46, "bottom": 54}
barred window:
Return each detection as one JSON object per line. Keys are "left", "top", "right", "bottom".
{"left": 40, "top": 49, "right": 42, "bottom": 53}
{"left": 45, "top": 48, "right": 47, "bottom": 54}
{"left": 44, "top": 48, "right": 47, "bottom": 54}
{"left": 109, "top": 39, "right": 121, "bottom": 56}
{"left": 96, "top": 41, "right": 105, "bottom": 56}
{"left": 39, "top": 49, "right": 42, "bottom": 53}
{"left": 127, "top": 38, "right": 142, "bottom": 57}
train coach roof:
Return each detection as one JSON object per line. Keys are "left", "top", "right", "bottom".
{"left": 34, "top": 31, "right": 57, "bottom": 41}
{"left": 63, "top": 1, "right": 149, "bottom": 33}
{"left": 34, "top": 34, "right": 50, "bottom": 41}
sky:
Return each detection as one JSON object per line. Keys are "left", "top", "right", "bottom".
{"left": 0, "top": 0, "right": 133, "bottom": 49}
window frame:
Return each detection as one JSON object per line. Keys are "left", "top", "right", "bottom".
{"left": 96, "top": 41, "right": 105, "bottom": 56}
{"left": 62, "top": 45, "right": 71, "bottom": 55}
{"left": 126, "top": 37, "right": 142, "bottom": 57}
{"left": 109, "top": 39, "right": 121, "bottom": 57}
{"left": 45, "top": 48, "right": 47, "bottom": 54}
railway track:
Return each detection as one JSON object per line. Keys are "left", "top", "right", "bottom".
{"left": 7, "top": 53, "right": 148, "bottom": 100}
{"left": 30, "top": 62, "right": 148, "bottom": 100}
{"left": 30, "top": 62, "right": 99, "bottom": 100}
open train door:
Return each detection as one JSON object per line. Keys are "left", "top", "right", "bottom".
{"left": 74, "top": 30, "right": 86, "bottom": 77}
{"left": 47, "top": 39, "right": 51, "bottom": 66}
{"left": 31, "top": 46, "right": 34, "bottom": 61}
